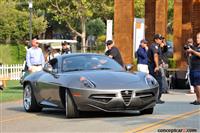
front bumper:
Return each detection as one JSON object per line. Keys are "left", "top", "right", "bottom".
{"left": 70, "top": 87, "right": 159, "bottom": 112}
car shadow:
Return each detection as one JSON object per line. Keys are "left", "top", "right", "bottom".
{"left": 38, "top": 109, "right": 141, "bottom": 120}
{"left": 7, "top": 106, "right": 141, "bottom": 119}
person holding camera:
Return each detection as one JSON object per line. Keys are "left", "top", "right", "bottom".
{"left": 185, "top": 38, "right": 195, "bottom": 94}
{"left": 186, "top": 32, "right": 200, "bottom": 105}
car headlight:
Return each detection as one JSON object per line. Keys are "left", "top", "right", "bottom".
{"left": 145, "top": 74, "right": 158, "bottom": 86}
{"left": 80, "top": 77, "right": 96, "bottom": 88}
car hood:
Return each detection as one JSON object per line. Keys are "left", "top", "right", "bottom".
{"left": 65, "top": 70, "right": 148, "bottom": 89}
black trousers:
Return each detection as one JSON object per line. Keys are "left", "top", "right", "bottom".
{"left": 148, "top": 64, "right": 163, "bottom": 100}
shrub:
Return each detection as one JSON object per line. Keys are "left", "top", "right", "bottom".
{"left": 168, "top": 58, "right": 176, "bottom": 68}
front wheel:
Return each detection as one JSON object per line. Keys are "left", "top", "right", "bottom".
{"left": 140, "top": 108, "right": 154, "bottom": 115}
{"left": 23, "top": 84, "right": 42, "bottom": 112}
{"left": 65, "top": 89, "right": 79, "bottom": 118}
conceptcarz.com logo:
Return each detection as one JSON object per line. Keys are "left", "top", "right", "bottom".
{"left": 157, "top": 128, "right": 197, "bottom": 133}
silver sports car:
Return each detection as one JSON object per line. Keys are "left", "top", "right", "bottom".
{"left": 23, "top": 53, "right": 159, "bottom": 118}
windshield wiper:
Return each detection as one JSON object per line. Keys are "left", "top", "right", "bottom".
{"left": 65, "top": 68, "right": 85, "bottom": 72}
{"left": 93, "top": 67, "right": 111, "bottom": 70}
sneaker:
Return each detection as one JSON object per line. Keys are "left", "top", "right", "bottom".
{"left": 156, "top": 100, "right": 165, "bottom": 104}
{"left": 190, "top": 101, "right": 197, "bottom": 104}
{"left": 193, "top": 102, "right": 200, "bottom": 105}
{"left": 164, "top": 91, "right": 170, "bottom": 94}
{"left": 190, "top": 101, "right": 200, "bottom": 105}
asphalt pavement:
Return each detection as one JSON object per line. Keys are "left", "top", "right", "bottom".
{"left": 1, "top": 89, "right": 199, "bottom": 133}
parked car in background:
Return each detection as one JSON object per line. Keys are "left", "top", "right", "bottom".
{"left": 22, "top": 53, "right": 159, "bottom": 118}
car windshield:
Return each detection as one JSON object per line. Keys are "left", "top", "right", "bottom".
{"left": 62, "top": 55, "right": 124, "bottom": 72}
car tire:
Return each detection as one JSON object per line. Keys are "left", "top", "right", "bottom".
{"left": 65, "top": 89, "right": 79, "bottom": 118}
{"left": 140, "top": 108, "right": 154, "bottom": 114}
{"left": 23, "top": 84, "right": 42, "bottom": 112}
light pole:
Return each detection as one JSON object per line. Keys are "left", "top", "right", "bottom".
{"left": 29, "top": 0, "right": 33, "bottom": 46}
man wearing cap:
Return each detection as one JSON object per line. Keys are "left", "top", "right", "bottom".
{"left": 136, "top": 39, "right": 149, "bottom": 73}
{"left": 105, "top": 40, "right": 124, "bottom": 67}
{"left": 26, "top": 38, "right": 45, "bottom": 73}
{"left": 148, "top": 34, "right": 165, "bottom": 104}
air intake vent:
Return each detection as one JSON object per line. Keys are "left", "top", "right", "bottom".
{"left": 89, "top": 94, "right": 116, "bottom": 103}
{"left": 121, "top": 90, "right": 132, "bottom": 106}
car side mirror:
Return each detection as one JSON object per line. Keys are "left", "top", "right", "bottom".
{"left": 125, "top": 64, "right": 133, "bottom": 71}
{"left": 43, "top": 63, "right": 53, "bottom": 73}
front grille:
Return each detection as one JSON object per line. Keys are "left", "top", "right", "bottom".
{"left": 89, "top": 94, "right": 116, "bottom": 103}
{"left": 136, "top": 92, "right": 154, "bottom": 97}
{"left": 121, "top": 90, "right": 133, "bottom": 105}
{"left": 136, "top": 92, "right": 154, "bottom": 101}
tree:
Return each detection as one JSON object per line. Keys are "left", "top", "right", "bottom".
{"left": 47, "top": 0, "right": 112, "bottom": 52}
{"left": 135, "top": 0, "right": 145, "bottom": 18}
{"left": 86, "top": 18, "right": 105, "bottom": 36}
{"left": 168, "top": 0, "right": 174, "bottom": 34}
{"left": 0, "top": 1, "right": 47, "bottom": 43}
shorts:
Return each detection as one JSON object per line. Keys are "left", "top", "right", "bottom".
{"left": 189, "top": 70, "right": 200, "bottom": 86}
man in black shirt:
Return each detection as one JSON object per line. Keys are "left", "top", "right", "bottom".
{"left": 105, "top": 40, "right": 124, "bottom": 67}
{"left": 61, "top": 41, "right": 71, "bottom": 54}
{"left": 186, "top": 32, "right": 200, "bottom": 105}
{"left": 148, "top": 34, "right": 165, "bottom": 104}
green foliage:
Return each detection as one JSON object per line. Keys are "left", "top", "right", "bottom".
{"left": 46, "top": 0, "right": 114, "bottom": 52}
{"left": 86, "top": 18, "right": 106, "bottom": 36}
{"left": 168, "top": 0, "right": 174, "bottom": 34}
{"left": 167, "top": 34, "right": 173, "bottom": 41}
{"left": 97, "top": 35, "right": 106, "bottom": 42}
{"left": 135, "top": 0, "right": 145, "bottom": 18}
{"left": 0, "top": 1, "right": 47, "bottom": 43}
{"left": 47, "top": 0, "right": 94, "bottom": 29}
{"left": 168, "top": 58, "right": 177, "bottom": 68}
{"left": 92, "top": 0, "right": 114, "bottom": 20}
{"left": 0, "top": 44, "right": 26, "bottom": 64}
{"left": 94, "top": 35, "right": 106, "bottom": 53}
{"left": 132, "top": 58, "right": 138, "bottom": 71}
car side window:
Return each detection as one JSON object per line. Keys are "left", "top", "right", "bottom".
{"left": 49, "top": 58, "right": 58, "bottom": 70}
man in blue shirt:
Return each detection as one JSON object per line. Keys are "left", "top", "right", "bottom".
{"left": 26, "top": 38, "right": 45, "bottom": 73}
{"left": 136, "top": 39, "right": 149, "bottom": 73}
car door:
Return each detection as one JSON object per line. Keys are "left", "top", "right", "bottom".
{"left": 37, "top": 58, "right": 62, "bottom": 107}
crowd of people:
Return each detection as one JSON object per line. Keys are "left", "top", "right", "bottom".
{"left": 136, "top": 34, "right": 169, "bottom": 104}
{"left": 26, "top": 39, "right": 71, "bottom": 73}
{"left": 135, "top": 32, "right": 200, "bottom": 105}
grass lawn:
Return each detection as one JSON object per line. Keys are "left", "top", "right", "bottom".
{"left": 0, "top": 80, "right": 23, "bottom": 103}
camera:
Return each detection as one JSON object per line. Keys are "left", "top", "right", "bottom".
{"left": 184, "top": 44, "right": 195, "bottom": 50}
